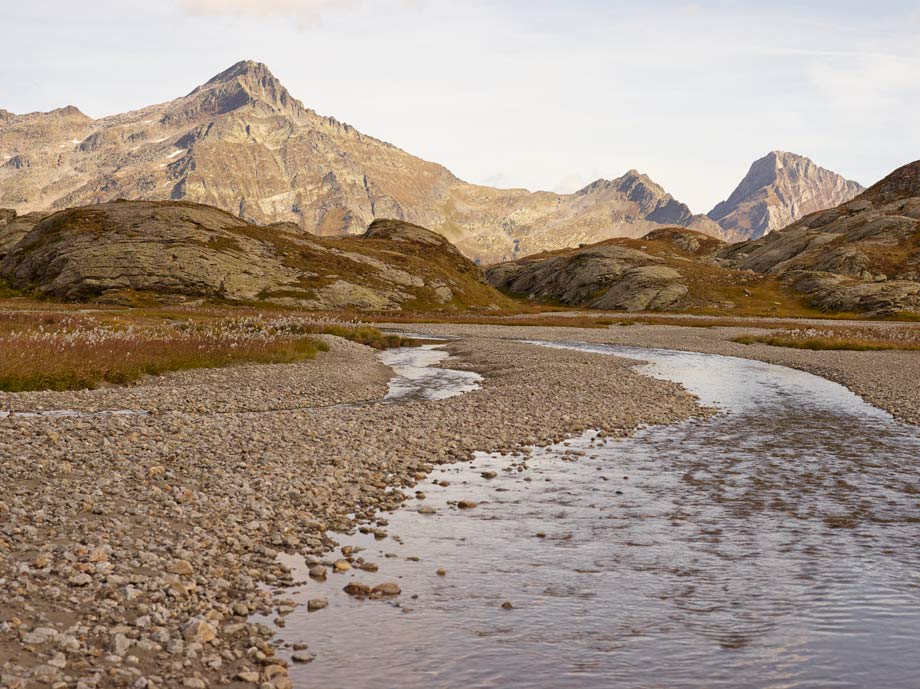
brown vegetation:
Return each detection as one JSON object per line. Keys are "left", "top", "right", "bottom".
{"left": 0, "top": 310, "right": 410, "bottom": 392}
{"left": 734, "top": 326, "right": 920, "bottom": 352}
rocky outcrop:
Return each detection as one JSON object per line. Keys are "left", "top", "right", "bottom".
{"left": 720, "top": 160, "right": 920, "bottom": 315}
{"left": 0, "top": 200, "right": 512, "bottom": 311}
{"left": 0, "top": 60, "right": 726, "bottom": 264}
{"left": 487, "top": 228, "right": 741, "bottom": 312}
{"left": 708, "top": 152, "right": 863, "bottom": 241}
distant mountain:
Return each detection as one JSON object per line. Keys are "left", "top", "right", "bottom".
{"left": 488, "top": 160, "right": 920, "bottom": 317}
{"left": 719, "top": 160, "right": 920, "bottom": 315}
{"left": 708, "top": 151, "right": 863, "bottom": 241}
{"left": 0, "top": 60, "right": 725, "bottom": 263}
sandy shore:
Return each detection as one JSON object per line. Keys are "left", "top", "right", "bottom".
{"left": 0, "top": 333, "right": 703, "bottom": 688}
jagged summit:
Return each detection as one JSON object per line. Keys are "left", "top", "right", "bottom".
{"left": 575, "top": 170, "right": 720, "bottom": 233}
{"left": 182, "top": 60, "right": 306, "bottom": 119}
{"left": 201, "top": 59, "right": 273, "bottom": 85}
{"left": 708, "top": 151, "right": 863, "bottom": 241}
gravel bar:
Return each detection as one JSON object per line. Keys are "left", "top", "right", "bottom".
{"left": 0, "top": 334, "right": 704, "bottom": 688}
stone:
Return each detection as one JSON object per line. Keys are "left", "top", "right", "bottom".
{"left": 180, "top": 619, "right": 216, "bottom": 644}
{"left": 370, "top": 583, "right": 401, "bottom": 597}
{"left": 343, "top": 583, "right": 371, "bottom": 597}
{"left": 22, "top": 627, "right": 58, "bottom": 645}
{"left": 69, "top": 573, "right": 92, "bottom": 587}
{"left": 306, "top": 598, "right": 328, "bottom": 612}
{"left": 111, "top": 633, "right": 132, "bottom": 656}
{"left": 168, "top": 559, "right": 194, "bottom": 576}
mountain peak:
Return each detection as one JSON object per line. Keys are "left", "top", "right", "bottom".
{"left": 184, "top": 60, "right": 306, "bottom": 119}
{"left": 708, "top": 152, "right": 863, "bottom": 240}
{"left": 204, "top": 60, "right": 276, "bottom": 86}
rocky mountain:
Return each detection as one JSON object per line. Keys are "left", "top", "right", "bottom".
{"left": 719, "top": 160, "right": 920, "bottom": 316}
{"left": 708, "top": 151, "right": 863, "bottom": 241}
{"left": 486, "top": 228, "right": 778, "bottom": 313}
{"left": 0, "top": 200, "right": 513, "bottom": 311}
{"left": 0, "top": 60, "right": 724, "bottom": 264}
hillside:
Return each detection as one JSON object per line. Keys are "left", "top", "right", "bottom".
{"left": 486, "top": 227, "right": 804, "bottom": 314}
{"left": 719, "top": 160, "right": 920, "bottom": 316}
{"left": 0, "top": 201, "right": 513, "bottom": 311}
{"left": 708, "top": 151, "right": 863, "bottom": 241}
{"left": 1, "top": 60, "right": 725, "bottom": 264}
{"left": 488, "top": 161, "right": 920, "bottom": 316}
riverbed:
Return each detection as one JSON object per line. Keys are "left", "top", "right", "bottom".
{"left": 268, "top": 342, "right": 920, "bottom": 688}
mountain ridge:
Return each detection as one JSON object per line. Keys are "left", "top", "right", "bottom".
{"left": 0, "top": 60, "right": 857, "bottom": 263}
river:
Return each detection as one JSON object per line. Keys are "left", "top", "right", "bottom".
{"left": 265, "top": 342, "right": 920, "bottom": 688}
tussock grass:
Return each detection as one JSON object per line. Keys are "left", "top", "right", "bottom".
{"left": 315, "top": 324, "right": 417, "bottom": 349}
{"left": 734, "top": 326, "right": 920, "bottom": 352}
{"left": 0, "top": 312, "right": 407, "bottom": 392}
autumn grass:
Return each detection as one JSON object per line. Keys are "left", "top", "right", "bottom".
{"left": 0, "top": 312, "right": 410, "bottom": 392}
{"left": 314, "top": 324, "right": 417, "bottom": 349}
{"left": 734, "top": 326, "right": 920, "bottom": 352}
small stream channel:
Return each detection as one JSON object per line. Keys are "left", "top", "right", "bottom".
{"left": 264, "top": 341, "right": 920, "bottom": 689}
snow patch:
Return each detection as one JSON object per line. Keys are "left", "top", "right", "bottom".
{"left": 166, "top": 149, "right": 186, "bottom": 159}
{"left": 71, "top": 139, "right": 80, "bottom": 144}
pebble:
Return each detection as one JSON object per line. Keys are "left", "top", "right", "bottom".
{"left": 0, "top": 332, "right": 721, "bottom": 686}
{"left": 307, "top": 598, "right": 328, "bottom": 612}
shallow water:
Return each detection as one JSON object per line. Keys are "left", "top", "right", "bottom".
{"left": 379, "top": 344, "right": 482, "bottom": 402}
{"left": 266, "top": 343, "right": 920, "bottom": 688}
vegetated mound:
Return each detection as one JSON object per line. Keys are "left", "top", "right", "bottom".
{"left": 720, "top": 160, "right": 920, "bottom": 316}
{"left": 486, "top": 227, "right": 804, "bottom": 314}
{"left": 0, "top": 200, "right": 514, "bottom": 311}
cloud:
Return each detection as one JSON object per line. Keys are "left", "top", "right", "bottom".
{"left": 177, "top": 0, "right": 419, "bottom": 25}
{"left": 178, "top": 0, "right": 362, "bottom": 25}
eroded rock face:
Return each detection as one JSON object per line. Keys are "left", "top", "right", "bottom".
{"left": 0, "top": 201, "right": 512, "bottom": 310}
{"left": 486, "top": 228, "right": 720, "bottom": 312}
{"left": 708, "top": 151, "right": 864, "bottom": 241}
{"left": 0, "top": 61, "right": 726, "bottom": 264}
{"left": 720, "top": 160, "right": 920, "bottom": 315}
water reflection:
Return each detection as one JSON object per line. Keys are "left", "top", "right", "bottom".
{"left": 269, "top": 342, "right": 920, "bottom": 689}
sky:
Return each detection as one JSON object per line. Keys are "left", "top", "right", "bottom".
{"left": 3, "top": 0, "right": 919, "bottom": 211}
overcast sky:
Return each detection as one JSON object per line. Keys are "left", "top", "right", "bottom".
{"left": 3, "top": 0, "right": 919, "bottom": 211}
